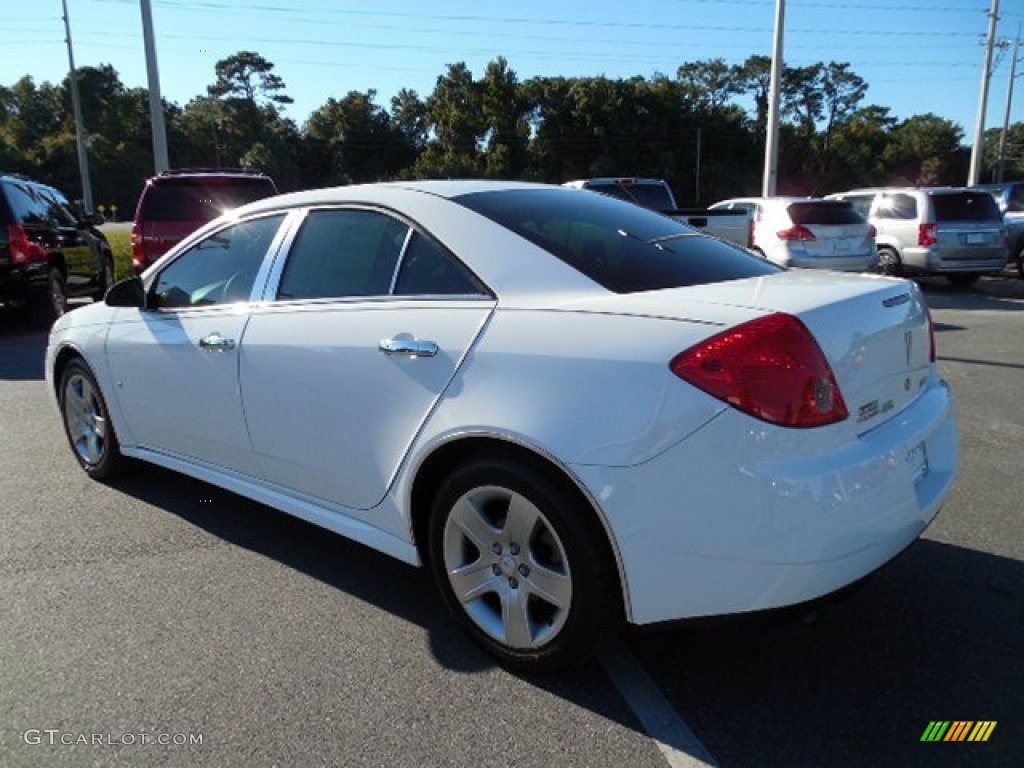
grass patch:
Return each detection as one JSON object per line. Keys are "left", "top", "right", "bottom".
{"left": 103, "top": 229, "right": 133, "bottom": 279}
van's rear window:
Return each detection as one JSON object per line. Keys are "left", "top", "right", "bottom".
{"left": 143, "top": 180, "right": 277, "bottom": 221}
{"left": 932, "top": 193, "right": 1001, "bottom": 222}
{"left": 787, "top": 201, "right": 864, "bottom": 225}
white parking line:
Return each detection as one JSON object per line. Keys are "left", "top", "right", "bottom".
{"left": 598, "top": 644, "right": 718, "bottom": 768}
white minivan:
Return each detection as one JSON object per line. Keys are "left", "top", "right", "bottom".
{"left": 709, "top": 197, "right": 878, "bottom": 272}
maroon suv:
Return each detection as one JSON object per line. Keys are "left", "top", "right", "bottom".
{"left": 131, "top": 170, "right": 278, "bottom": 272}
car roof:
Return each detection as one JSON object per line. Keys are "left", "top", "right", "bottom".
{"left": 235, "top": 179, "right": 549, "bottom": 216}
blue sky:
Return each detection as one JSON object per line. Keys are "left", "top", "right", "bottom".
{"left": 4, "top": 0, "right": 1023, "bottom": 145}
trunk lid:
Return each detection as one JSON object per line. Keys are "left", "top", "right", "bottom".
{"left": 555, "top": 270, "right": 933, "bottom": 433}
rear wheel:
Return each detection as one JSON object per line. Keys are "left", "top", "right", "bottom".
{"left": 30, "top": 268, "right": 67, "bottom": 327}
{"left": 96, "top": 255, "right": 115, "bottom": 300}
{"left": 428, "top": 457, "right": 618, "bottom": 671}
{"left": 59, "top": 359, "right": 126, "bottom": 480}
{"left": 877, "top": 246, "right": 902, "bottom": 276}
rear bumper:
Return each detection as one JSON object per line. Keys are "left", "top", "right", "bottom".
{"left": 902, "top": 245, "right": 1007, "bottom": 274}
{"left": 572, "top": 378, "right": 958, "bottom": 625}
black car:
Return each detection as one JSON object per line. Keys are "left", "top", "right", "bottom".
{"left": 0, "top": 173, "right": 115, "bottom": 325}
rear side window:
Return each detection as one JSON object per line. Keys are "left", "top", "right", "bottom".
{"left": 277, "top": 209, "right": 408, "bottom": 300}
{"left": 875, "top": 194, "right": 917, "bottom": 220}
{"left": 4, "top": 182, "right": 52, "bottom": 226}
{"left": 142, "top": 179, "right": 277, "bottom": 222}
{"left": 787, "top": 201, "right": 864, "bottom": 225}
{"left": 932, "top": 192, "right": 1002, "bottom": 222}
{"left": 455, "top": 188, "right": 779, "bottom": 294}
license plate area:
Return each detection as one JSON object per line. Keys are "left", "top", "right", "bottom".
{"left": 964, "top": 232, "right": 987, "bottom": 245}
{"left": 906, "top": 441, "right": 929, "bottom": 483}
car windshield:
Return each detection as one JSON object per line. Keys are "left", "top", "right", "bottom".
{"left": 932, "top": 192, "right": 1001, "bottom": 222}
{"left": 787, "top": 201, "right": 864, "bottom": 225}
{"left": 143, "top": 179, "right": 277, "bottom": 221}
{"left": 454, "top": 188, "right": 779, "bottom": 294}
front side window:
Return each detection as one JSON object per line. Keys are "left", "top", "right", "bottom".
{"left": 153, "top": 214, "right": 284, "bottom": 308}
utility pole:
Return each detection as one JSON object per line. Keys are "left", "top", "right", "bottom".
{"left": 762, "top": 0, "right": 785, "bottom": 197}
{"left": 140, "top": 0, "right": 170, "bottom": 173}
{"left": 996, "top": 29, "right": 1020, "bottom": 182}
{"left": 969, "top": 0, "right": 1000, "bottom": 186}
{"left": 60, "top": 0, "right": 93, "bottom": 211}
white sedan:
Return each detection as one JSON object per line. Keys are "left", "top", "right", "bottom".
{"left": 46, "top": 181, "right": 958, "bottom": 670}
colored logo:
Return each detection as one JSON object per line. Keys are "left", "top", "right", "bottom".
{"left": 921, "top": 721, "right": 996, "bottom": 742}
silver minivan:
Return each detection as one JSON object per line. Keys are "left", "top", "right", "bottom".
{"left": 827, "top": 187, "right": 1007, "bottom": 286}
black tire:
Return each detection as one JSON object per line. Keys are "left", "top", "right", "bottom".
{"left": 877, "top": 246, "right": 902, "bottom": 276}
{"left": 947, "top": 273, "right": 980, "bottom": 287}
{"left": 96, "top": 255, "right": 115, "bottom": 300}
{"left": 1016, "top": 251, "right": 1023, "bottom": 281}
{"left": 30, "top": 268, "right": 67, "bottom": 328}
{"left": 427, "top": 457, "right": 618, "bottom": 672}
{"left": 59, "top": 359, "right": 127, "bottom": 481}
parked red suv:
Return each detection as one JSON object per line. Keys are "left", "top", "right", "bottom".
{"left": 131, "top": 169, "right": 278, "bottom": 272}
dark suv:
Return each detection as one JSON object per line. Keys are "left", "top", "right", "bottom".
{"left": 131, "top": 169, "right": 278, "bottom": 272}
{"left": 0, "top": 173, "right": 114, "bottom": 325}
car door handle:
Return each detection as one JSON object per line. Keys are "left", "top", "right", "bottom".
{"left": 199, "top": 333, "right": 236, "bottom": 351}
{"left": 379, "top": 337, "right": 438, "bottom": 358}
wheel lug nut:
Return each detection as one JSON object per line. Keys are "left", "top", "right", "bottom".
{"left": 518, "top": 564, "right": 529, "bottom": 577}
{"left": 492, "top": 543, "right": 502, "bottom": 555}
{"left": 508, "top": 577, "right": 518, "bottom": 589}
{"left": 509, "top": 543, "right": 520, "bottom": 556}
{"left": 492, "top": 564, "right": 501, "bottom": 576}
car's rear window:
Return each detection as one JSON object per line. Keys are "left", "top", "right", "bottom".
{"left": 142, "top": 178, "right": 277, "bottom": 221}
{"left": 454, "top": 188, "right": 779, "bottom": 294}
{"left": 932, "top": 192, "right": 1001, "bottom": 222}
{"left": 787, "top": 201, "right": 864, "bottom": 225}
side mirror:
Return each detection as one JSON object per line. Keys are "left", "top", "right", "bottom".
{"left": 81, "top": 211, "right": 106, "bottom": 227}
{"left": 105, "top": 276, "right": 147, "bottom": 308}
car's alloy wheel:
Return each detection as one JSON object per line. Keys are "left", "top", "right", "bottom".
{"left": 48, "top": 268, "right": 67, "bottom": 318}
{"left": 877, "top": 246, "right": 902, "bottom": 276}
{"left": 429, "top": 458, "right": 617, "bottom": 671}
{"left": 99, "top": 257, "right": 115, "bottom": 298}
{"left": 60, "top": 360, "right": 125, "bottom": 480}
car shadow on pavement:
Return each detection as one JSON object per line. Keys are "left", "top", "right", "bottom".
{"left": 625, "top": 537, "right": 1023, "bottom": 767}
{"left": 0, "top": 309, "right": 47, "bottom": 381}
{"left": 105, "top": 465, "right": 1023, "bottom": 767}
{"left": 106, "top": 465, "right": 638, "bottom": 723}
{"left": 918, "top": 275, "right": 1024, "bottom": 312}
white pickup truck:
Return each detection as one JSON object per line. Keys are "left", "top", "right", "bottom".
{"left": 562, "top": 178, "right": 753, "bottom": 249}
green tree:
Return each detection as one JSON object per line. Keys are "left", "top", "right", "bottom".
{"left": 883, "top": 113, "right": 965, "bottom": 185}
{"left": 416, "top": 62, "right": 485, "bottom": 177}
{"left": 480, "top": 57, "right": 530, "bottom": 178}
{"left": 207, "top": 51, "right": 293, "bottom": 105}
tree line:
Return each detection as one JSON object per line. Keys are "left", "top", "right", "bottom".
{"left": 1, "top": 51, "right": 1022, "bottom": 217}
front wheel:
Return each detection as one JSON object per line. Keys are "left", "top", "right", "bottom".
{"left": 428, "top": 458, "right": 618, "bottom": 671}
{"left": 59, "top": 359, "right": 126, "bottom": 480}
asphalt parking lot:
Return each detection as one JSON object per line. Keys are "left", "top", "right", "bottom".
{"left": 1, "top": 275, "right": 1021, "bottom": 767}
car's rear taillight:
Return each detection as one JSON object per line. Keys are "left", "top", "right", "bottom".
{"left": 6, "top": 224, "right": 47, "bottom": 265}
{"left": 918, "top": 223, "right": 938, "bottom": 247}
{"left": 131, "top": 222, "right": 146, "bottom": 272}
{"left": 867, "top": 224, "right": 877, "bottom": 239}
{"left": 670, "top": 313, "right": 848, "bottom": 428}
{"left": 776, "top": 224, "right": 816, "bottom": 241}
